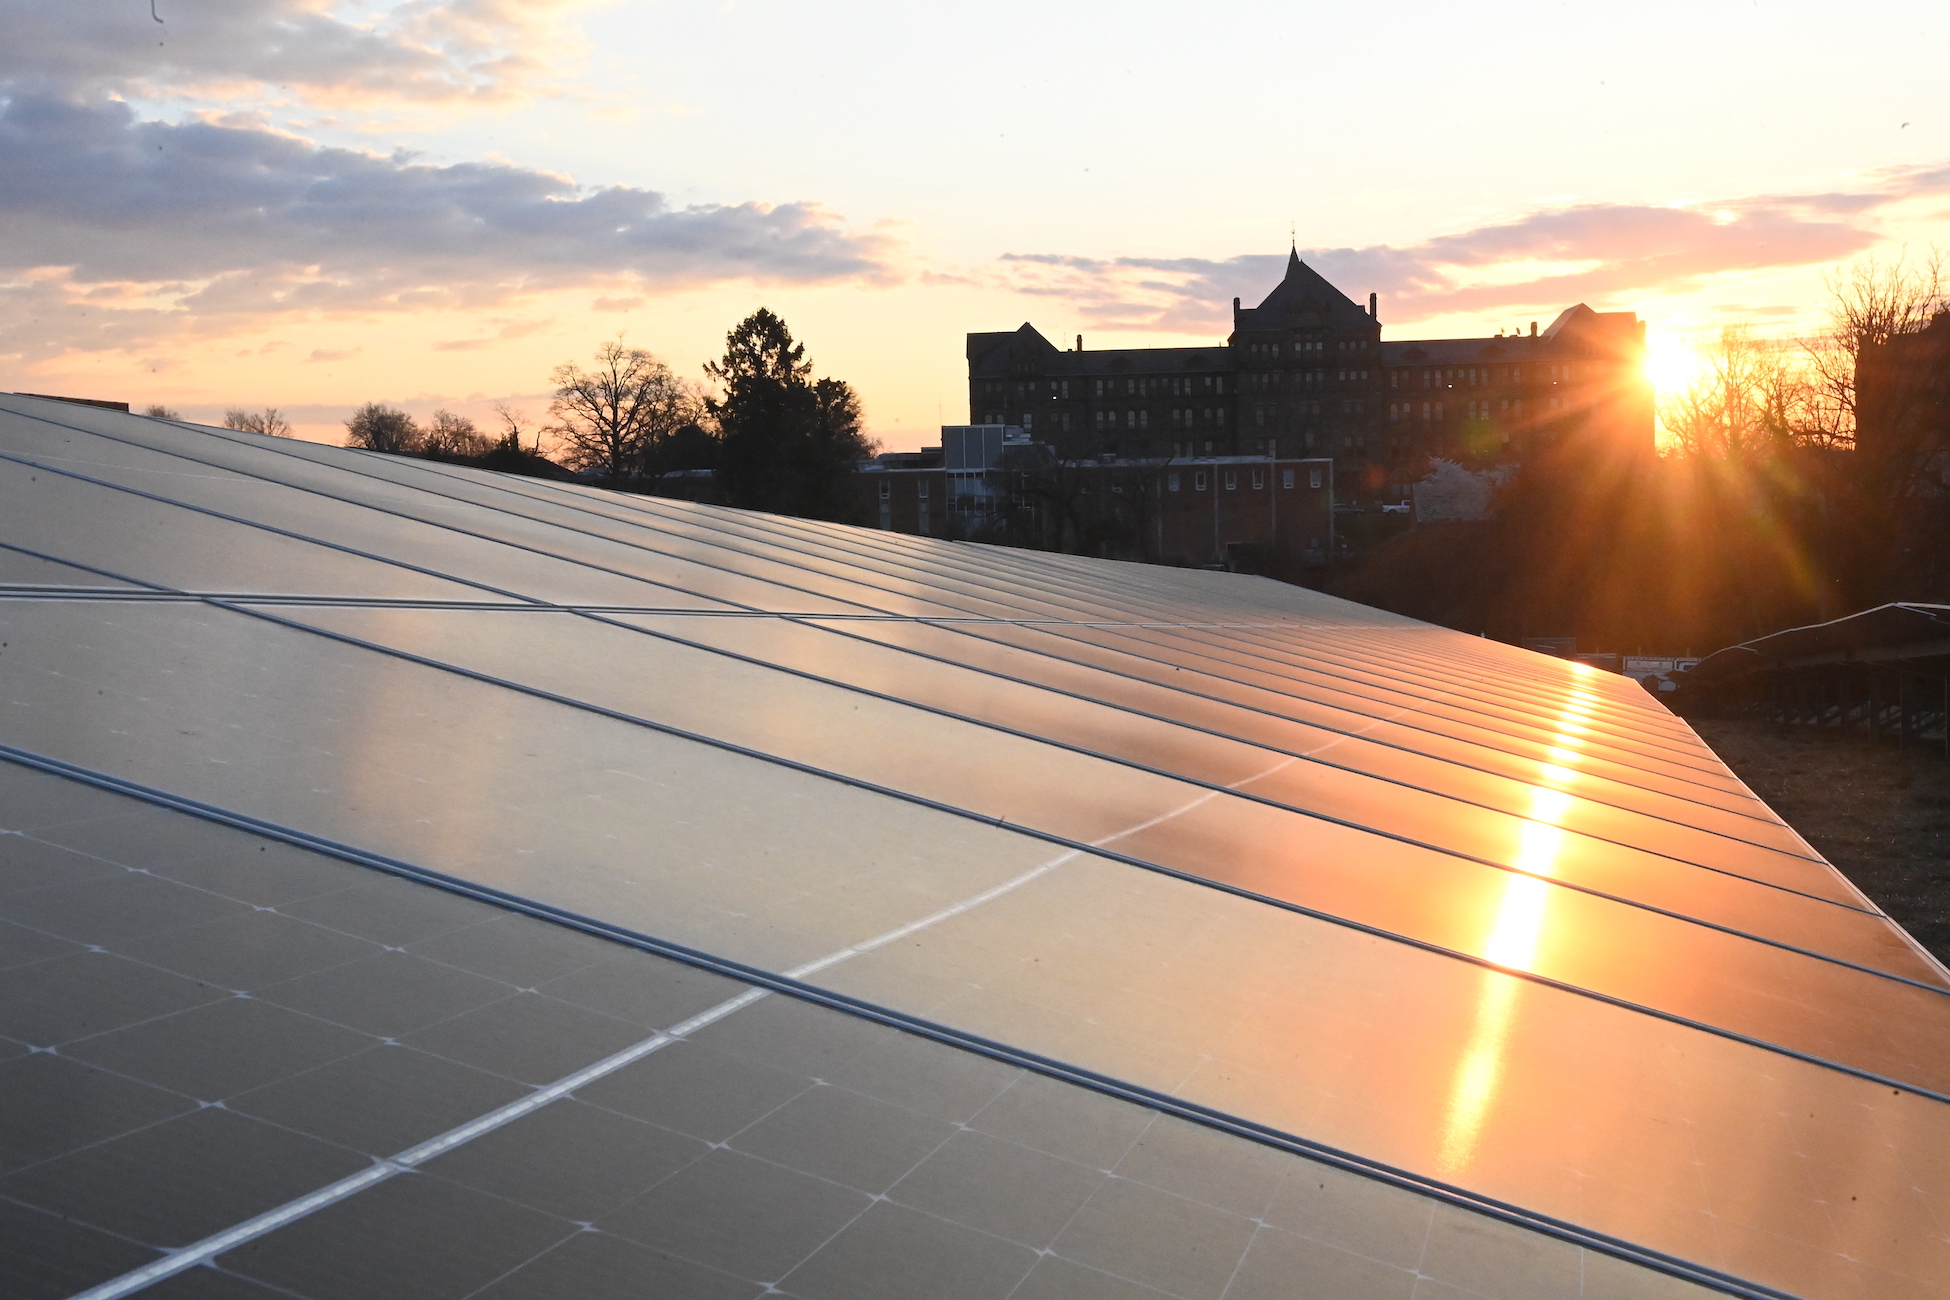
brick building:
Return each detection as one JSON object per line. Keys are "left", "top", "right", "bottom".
{"left": 857, "top": 426, "right": 1334, "bottom": 576}
{"left": 967, "top": 249, "right": 1653, "bottom": 498}
{"left": 1855, "top": 308, "right": 1950, "bottom": 492}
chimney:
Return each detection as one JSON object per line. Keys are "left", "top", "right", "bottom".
{"left": 1529, "top": 321, "right": 1538, "bottom": 337}
{"left": 1233, "top": 297, "right": 1241, "bottom": 313}
{"left": 1076, "top": 334, "right": 1083, "bottom": 351}
{"left": 1368, "top": 292, "right": 1377, "bottom": 319}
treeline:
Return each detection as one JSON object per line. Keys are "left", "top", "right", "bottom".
{"left": 339, "top": 308, "right": 876, "bottom": 521}
{"left": 1335, "top": 255, "right": 1950, "bottom": 653}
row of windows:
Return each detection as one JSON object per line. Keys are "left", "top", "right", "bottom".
{"left": 1387, "top": 363, "right": 1592, "bottom": 389}
{"left": 1167, "top": 465, "right": 1322, "bottom": 492}
{"left": 1243, "top": 369, "right": 1374, "bottom": 392}
{"left": 1245, "top": 339, "right": 1372, "bottom": 358}
{"left": 1254, "top": 400, "right": 1364, "bottom": 425}
{"left": 1387, "top": 396, "right": 1572, "bottom": 422}
{"left": 980, "top": 360, "right": 1593, "bottom": 404}
{"left": 1090, "top": 376, "right": 1226, "bottom": 398}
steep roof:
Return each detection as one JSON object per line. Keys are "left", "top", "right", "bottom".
{"left": 1382, "top": 336, "right": 1544, "bottom": 365}
{"left": 1233, "top": 248, "right": 1375, "bottom": 333}
{"left": 967, "top": 322, "right": 1229, "bottom": 378}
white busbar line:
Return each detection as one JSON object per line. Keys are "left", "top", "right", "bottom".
{"left": 66, "top": 760, "right": 1268, "bottom": 1300}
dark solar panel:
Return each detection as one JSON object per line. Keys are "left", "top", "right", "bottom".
{"left": 4, "top": 391, "right": 1942, "bottom": 1299}
{"left": 0, "top": 765, "right": 1697, "bottom": 1300}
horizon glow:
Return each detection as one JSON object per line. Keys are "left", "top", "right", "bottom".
{"left": 2, "top": 0, "right": 1945, "bottom": 453}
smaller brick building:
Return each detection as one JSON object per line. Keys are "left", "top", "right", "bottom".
{"left": 856, "top": 426, "right": 1334, "bottom": 578}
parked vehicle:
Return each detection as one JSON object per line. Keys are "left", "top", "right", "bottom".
{"left": 1380, "top": 500, "right": 1411, "bottom": 514}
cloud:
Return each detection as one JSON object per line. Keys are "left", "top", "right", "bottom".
{"left": 0, "top": 95, "right": 900, "bottom": 361}
{"left": 306, "top": 347, "right": 360, "bottom": 362}
{"left": 0, "top": 0, "right": 599, "bottom": 107}
{"left": 992, "top": 188, "right": 1902, "bottom": 333}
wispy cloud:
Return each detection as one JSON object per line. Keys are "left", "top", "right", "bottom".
{"left": 0, "top": 0, "right": 600, "bottom": 107}
{"left": 0, "top": 95, "right": 900, "bottom": 361}
{"left": 990, "top": 187, "right": 1910, "bottom": 333}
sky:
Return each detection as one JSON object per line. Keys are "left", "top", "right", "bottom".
{"left": 2, "top": 0, "right": 1946, "bottom": 451}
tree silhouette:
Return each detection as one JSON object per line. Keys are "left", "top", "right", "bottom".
{"left": 548, "top": 339, "right": 700, "bottom": 483}
{"left": 706, "top": 309, "right": 875, "bottom": 521}
{"left": 343, "top": 403, "right": 419, "bottom": 453}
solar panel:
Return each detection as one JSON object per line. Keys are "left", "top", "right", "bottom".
{"left": 3, "top": 392, "right": 1943, "bottom": 1299}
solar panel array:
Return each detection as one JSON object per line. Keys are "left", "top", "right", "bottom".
{"left": 1, "top": 391, "right": 1945, "bottom": 1300}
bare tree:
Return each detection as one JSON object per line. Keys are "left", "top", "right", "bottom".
{"left": 1659, "top": 326, "right": 1804, "bottom": 462}
{"left": 423, "top": 409, "right": 492, "bottom": 457}
{"left": 223, "top": 407, "right": 293, "bottom": 438}
{"left": 344, "top": 402, "right": 421, "bottom": 454}
{"left": 1809, "top": 250, "right": 1948, "bottom": 495}
{"left": 142, "top": 404, "right": 181, "bottom": 420}
{"left": 492, "top": 402, "right": 543, "bottom": 456}
{"left": 548, "top": 339, "right": 700, "bottom": 482}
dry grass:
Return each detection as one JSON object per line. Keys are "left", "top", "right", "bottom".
{"left": 1690, "top": 717, "right": 1950, "bottom": 965}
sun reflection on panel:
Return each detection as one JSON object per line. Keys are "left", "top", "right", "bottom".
{"left": 1436, "top": 757, "right": 1577, "bottom": 1175}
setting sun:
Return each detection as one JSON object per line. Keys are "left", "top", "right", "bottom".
{"left": 1644, "top": 329, "right": 1711, "bottom": 400}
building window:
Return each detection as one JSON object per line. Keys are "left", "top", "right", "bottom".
{"left": 1140, "top": 410, "right": 1149, "bottom": 429}
{"left": 1252, "top": 468, "right": 1265, "bottom": 490}
{"left": 1216, "top": 409, "right": 1226, "bottom": 427}
{"left": 1308, "top": 467, "right": 1323, "bottom": 489}
{"left": 918, "top": 480, "right": 929, "bottom": 499}
{"left": 1023, "top": 413, "right": 1033, "bottom": 430}
{"left": 1282, "top": 468, "right": 1295, "bottom": 489}
{"left": 877, "top": 479, "right": 890, "bottom": 499}
{"left": 1195, "top": 471, "right": 1208, "bottom": 491}
{"left": 1168, "top": 472, "right": 1181, "bottom": 491}
{"left": 1224, "top": 471, "right": 1237, "bottom": 491}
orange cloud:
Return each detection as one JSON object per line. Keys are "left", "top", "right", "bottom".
{"left": 990, "top": 186, "right": 1905, "bottom": 332}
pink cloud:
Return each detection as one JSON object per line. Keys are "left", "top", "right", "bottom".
{"left": 0, "top": 96, "right": 900, "bottom": 361}
{"left": 989, "top": 181, "right": 1915, "bottom": 333}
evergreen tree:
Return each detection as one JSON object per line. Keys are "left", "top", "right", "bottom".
{"left": 706, "top": 309, "right": 875, "bottom": 521}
